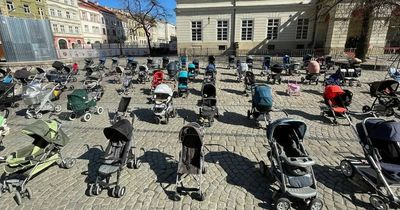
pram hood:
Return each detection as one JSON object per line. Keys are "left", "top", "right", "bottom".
{"left": 188, "top": 63, "right": 196, "bottom": 70}
{"left": 139, "top": 65, "right": 148, "bottom": 72}
{"left": 179, "top": 122, "right": 204, "bottom": 144}
{"left": 239, "top": 62, "right": 249, "bottom": 72}
{"left": 307, "top": 61, "right": 320, "bottom": 74}
{"left": 104, "top": 119, "right": 133, "bottom": 142}
{"left": 193, "top": 59, "right": 199, "bottom": 65}
{"left": 84, "top": 58, "right": 93, "bottom": 63}
{"left": 52, "top": 61, "right": 65, "bottom": 71}
{"left": 357, "top": 118, "right": 400, "bottom": 144}
{"left": 206, "top": 64, "right": 216, "bottom": 72}
{"left": 253, "top": 85, "right": 273, "bottom": 110}
{"left": 267, "top": 118, "right": 307, "bottom": 142}
{"left": 14, "top": 68, "right": 32, "bottom": 80}
{"left": 153, "top": 70, "right": 164, "bottom": 80}
{"left": 112, "top": 57, "right": 118, "bottom": 62}
{"left": 22, "top": 120, "right": 69, "bottom": 147}
{"left": 202, "top": 82, "right": 216, "bottom": 98}
{"left": 178, "top": 71, "right": 188, "bottom": 78}
{"left": 127, "top": 56, "right": 134, "bottom": 62}
{"left": 369, "top": 80, "right": 399, "bottom": 97}
{"left": 323, "top": 85, "right": 345, "bottom": 100}
{"left": 154, "top": 84, "right": 173, "bottom": 96}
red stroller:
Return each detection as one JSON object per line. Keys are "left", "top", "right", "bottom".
{"left": 321, "top": 85, "right": 353, "bottom": 124}
{"left": 151, "top": 70, "right": 164, "bottom": 90}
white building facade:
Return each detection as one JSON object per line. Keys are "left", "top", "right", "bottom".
{"left": 78, "top": 0, "right": 107, "bottom": 44}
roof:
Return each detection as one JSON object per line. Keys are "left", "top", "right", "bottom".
{"left": 78, "top": 0, "right": 115, "bottom": 15}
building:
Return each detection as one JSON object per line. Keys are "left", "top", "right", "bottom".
{"left": 0, "top": 0, "right": 48, "bottom": 19}
{"left": 48, "top": 0, "right": 83, "bottom": 49}
{"left": 152, "top": 21, "right": 177, "bottom": 46}
{"left": 176, "top": 0, "right": 398, "bottom": 55}
{"left": 101, "top": 8, "right": 123, "bottom": 44}
{"left": 78, "top": 0, "right": 106, "bottom": 44}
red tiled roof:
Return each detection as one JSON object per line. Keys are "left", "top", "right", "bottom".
{"left": 78, "top": 0, "right": 115, "bottom": 15}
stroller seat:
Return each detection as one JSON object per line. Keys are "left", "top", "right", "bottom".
{"left": 332, "top": 107, "right": 347, "bottom": 114}
{"left": 178, "top": 134, "right": 202, "bottom": 175}
{"left": 99, "top": 140, "right": 129, "bottom": 175}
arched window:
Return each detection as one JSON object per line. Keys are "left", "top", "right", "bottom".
{"left": 58, "top": 39, "right": 68, "bottom": 49}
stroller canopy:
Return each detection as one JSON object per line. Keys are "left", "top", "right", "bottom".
{"left": 267, "top": 118, "right": 307, "bottom": 142}
{"left": 324, "top": 85, "right": 345, "bottom": 100}
{"left": 112, "top": 57, "right": 118, "bottom": 62}
{"left": 52, "top": 61, "right": 65, "bottom": 71}
{"left": 127, "top": 56, "right": 134, "bottom": 62}
{"left": 139, "top": 65, "right": 148, "bottom": 72}
{"left": 178, "top": 71, "right": 188, "bottom": 78}
{"left": 104, "top": 119, "right": 133, "bottom": 142}
{"left": 357, "top": 119, "right": 400, "bottom": 143}
{"left": 253, "top": 85, "right": 273, "bottom": 111}
{"left": 188, "top": 64, "right": 195, "bottom": 70}
{"left": 167, "top": 62, "right": 178, "bottom": 73}
{"left": 369, "top": 80, "right": 399, "bottom": 97}
{"left": 202, "top": 83, "right": 216, "bottom": 98}
{"left": 154, "top": 84, "right": 173, "bottom": 96}
{"left": 179, "top": 122, "right": 204, "bottom": 144}
{"left": 193, "top": 59, "right": 199, "bottom": 65}
{"left": 14, "top": 68, "right": 32, "bottom": 80}
{"left": 153, "top": 70, "right": 164, "bottom": 79}
{"left": 307, "top": 61, "right": 320, "bottom": 74}
{"left": 84, "top": 58, "right": 93, "bottom": 63}
{"left": 22, "top": 120, "right": 69, "bottom": 147}
{"left": 303, "top": 54, "right": 312, "bottom": 61}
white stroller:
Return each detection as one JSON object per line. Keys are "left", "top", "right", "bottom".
{"left": 237, "top": 62, "right": 248, "bottom": 82}
{"left": 152, "top": 84, "right": 176, "bottom": 124}
{"left": 23, "top": 82, "right": 62, "bottom": 119}
{"left": 117, "top": 66, "right": 134, "bottom": 95}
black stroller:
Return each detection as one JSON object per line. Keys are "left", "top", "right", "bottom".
{"left": 84, "top": 58, "right": 95, "bottom": 70}
{"left": 244, "top": 71, "right": 256, "bottom": 96}
{"left": 137, "top": 65, "right": 149, "bottom": 84}
{"left": 199, "top": 82, "right": 219, "bottom": 126}
{"left": 247, "top": 85, "right": 273, "bottom": 128}
{"left": 261, "top": 119, "right": 323, "bottom": 210}
{"left": 228, "top": 55, "right": 236, "bottom": 69}
{"left": 88, "top": 118, "right": 141, "bottom": 198}
{"left": 268, "top": 64, "right": 283, "bottom": 84}
{"left": 246, "top": 55, "right": 254, "bottom": 71}
{"left": 174, "top": 122, "right": 206, "bottom": 201}
{"left": 0, "top": 82, "right": 20, "bottom": 112}
{"left": 362, "top": 80, "right": 400, "bottom": 116}
{"left": 14, "top": 68, "right": 33, "bottom": 85}
{"left": 193, "top": 59, "right": 200, "bottom": 74}
{"left": 167, "top": 61, "right": 179, "bottom": 80}
{"left": 111, "top": 97, "right": 133, "bottom": 124}
{"left": 47, "top": 61, "right": 76, "bottom": 90}
{"left": 303, "top": 54, "right": 312, "bottom": 69}
{"left": 208, "top": 55, "right": 216, "bottom": 66}
{"left": 162, "top": 56, "right": 170, "bottom": 69}
{"left": 340, "top": 118, "right": 400, "bottom": 210}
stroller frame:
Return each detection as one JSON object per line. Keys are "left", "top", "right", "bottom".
{"left": 25, "top": 83, "right": 62, "bottom": 119}
{"left": 362, "top": 80, "right": 400, "bottom": 117}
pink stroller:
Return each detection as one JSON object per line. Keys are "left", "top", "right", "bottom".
{"left": 286, "top": 79, "right": 301, "bottom": 96}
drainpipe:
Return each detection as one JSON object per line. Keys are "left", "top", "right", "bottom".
{"left": 232, "top": 0, "right": 237, "bottom": 56}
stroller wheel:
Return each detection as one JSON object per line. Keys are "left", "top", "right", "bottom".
{"left": 54, "top": 105, "right": 62, "bottom": 113}
{"left": 115, "top": 186, "right": 126, "bottom": 198}
{"left": 83, "top": 113, "right": 92, "bottom": 122}
{"left": 96, "top": 107, "right": 104, "bottom": 115}
{"left": 308, "top": 198, "right": 323, "bottom": 210}
{"left": 69, "top": 113, "right": 77, "bottom": 121}
{"left": 362, "top": 106, "right": 371, "bottom": 113}
{"left": 134, "top": 159, "right": 141, "bottom": 169}
{"left": 69, "top": 85, "right": 74, "bottom": 90}
{"left": 93, "top": 184, "right": 102, "bottom": 196}
{"left": 35, "top": 113, "right": 43, "bottom": 119}
{"left": 25, "top": 112, "right": 33, "bottom": 119}
{"left": 14, "top": 191, "right": 22, "bottom": 205}
{"left": 340, "top": 160, "right": 355, "bottom": 178}
{"left": 61, "top": 158, "right": 76, "bottom": 169}
{"left": 369, "top": 195, "right": 388, "bottom": 210}
{"left": 275, "top": 197, "right": 291, "bottom": 210}
{"left": 25, "top": 187, "right": 32, "bottom": 200}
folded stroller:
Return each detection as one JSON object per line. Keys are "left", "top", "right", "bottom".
{"left": 125, "top": 57, "right": 138, "bottom": 75}
{"left": 340, "top": 118, "right": 400, "bottom": 210}
{"left": 228, "top": 55, "right": 236, "bottom": 69}
{"left": 199, "top": 82, "right": 219, "bottom": 126}
{"left": 339, "top": 63, "right": 362, "bottom": 86}
{"left": 88, "top": 118, "right": 140, "bottom": 198}
{"left": 246, "top": 55, "right": 254, "bottom": 71}
{"left": 151, "top": 70, "right": 164, "bottom": 92}
{"left": 112, "top": 97, "right": 133, "bottom": 125}
{"left": 0, "top": 119, "right": 75, "bottom": 205}
{"left": 162, "top": 56, "right": 170, "bottom": 69}
{"left": 301, "top": 60, "right": 320, "bottom": 85}
{"left": 178, "top": 71, "right": 189, "bottom": 98}
{"left": 153, "top": 84, "right": 176, "bottom": 124}
{"left": 320, "top": 85, "right": 353, "bottom": 124}
{"left": 262, "top": 56, "right": 271, "bottom": 76}
{"left": 261, "top": 119, "right": 323, "bottom": 210}
{"left": 23, "top": 83, "right": 62, "bottom": 119}
{"left": 362, "top": 80, "right": 400, "bottom": 117}
{"left": 167, "top": 61, "right": 179, "bottom": 80}
{"left": 188, "top": 63, "right": 196, "bottom": 80}
{"left": 0, "top": 82, "right": 20, "bottom": 112}
{"left": 247, "top": 85, "right": 273, "bottom": 128}
{"left": 0, "top": 111, "right": 10, "bottom": 147}
{"left": 137, "top": 65, "right": 149, "bottom": 84}
{"left": 67, "top": 89, "right": 104, "bottom": 122}
{"left": 268, "top": 64, "right": 283, "bottom": 84}
{"left": 174, "top": 122, "right": 206, "bottom": 201}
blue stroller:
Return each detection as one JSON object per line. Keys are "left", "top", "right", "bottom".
{"left": 247, "top": 85, "right": 273, "bottom": 128}
{"left": 188, "top": 63, "right": 196, "bottom": 80}
{"left": 283, "top": 55, "right": 291, "bottom": 74}
{"left": 178, "top": 71, "right": 189, "bottom": 98}
{"left": 180, "top": 56, "right": 188, "bottom": 70}
{"left": 204, "top": 64, "right": 216, "bottom": 82}
{"left": 388, "top": 67, "right": 400, "bottom": 82}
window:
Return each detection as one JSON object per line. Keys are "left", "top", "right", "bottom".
{"left": 191, "top": 21, "right": 202, "bottom": 41}
{"left": 90, "top": 14, "right": 95, "bottom": 22}
{"left": 72, "top": 13, "right": 76, "bottom": 19}
{"left": 81, "top": 12, "right": 87, "bottom": 20}
{"left": 266, "top": 19, "right": 280, "bottom": 40}
{"left": 68, "top": 26, "right": 73, "bottom": 33}
{"left": 66, "top": 11, "right": 70, "bottom": 19}
{"left": 296, "top": 18, "right": 309, "bottom": 39}
{"left": 84, "top": 25, "right": 89, "bottom": 32}
{"left": 53, "top": 24, "right": 58, "bottom": 32}
{"left": 296, "top": 44, "right": 305, "bottom": 49}
{"left": 50, "top": 8, "right": 55, "bottom": 16}
{"left": 36, "top": 0, "right": 41, "bottom": 2}
{"left": 217, "top": 20, "right": 228, "bottom": 41}
{"left": 218, "top": 45, "right": 226, "bottom": 50}
{"left": 60, "top": 25, "right": 65, "bottom": 33}
{"left": 38, "top": 8, "right": 44, "bottom": 17}
{"left": 58, "top": 39, "right": 68, "bottom": 49}
{"left": 102, "top": 28, "right": 106, "bottom": 35}
{"left": 23, "top": 4, "right": 30, "bottom": 13}
{"left": 92, "top": 26, "right": 96, "bottom": 33}
{"left": 6, "top": 1, "right": 14, "bottom": 11}
{"left": 241, "top": 20, "right": 253, "bottom": 41}
{"left": 57, "top": 10, "right": 62, "bottom": 17}
{"left": 75, "top": 26, "right": 79, "bottom": 34}
{"left": 101, "top": 17, "right": 104, "bottom": 24}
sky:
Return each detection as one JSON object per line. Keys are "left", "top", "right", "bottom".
{"left": 98, "top": 0, "right": 176, "bottom": 24}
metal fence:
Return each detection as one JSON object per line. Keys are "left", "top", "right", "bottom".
{"left": 0, "top": 15, "right": 57, "bottom": 62}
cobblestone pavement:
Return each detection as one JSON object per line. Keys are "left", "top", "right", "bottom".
{"left": 0, "top": 58, "right": 396, "bottom": 210}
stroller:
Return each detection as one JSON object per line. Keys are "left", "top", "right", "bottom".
{"left": 0, "top": 110, "right": 10, "bottom": 148}
{"left": 247, "top": 85, "right": 273, "bottom": 128}
{"left": 153, "top": 84, "right": 176, "bottom": 124}
{"left": 125, "top": 57, "right": 138, "bottom": 75}
{"left": 0, "top": 82, "right": 20, "bottom": 112}
{"left": 174, "top": 122, "right": 206, "bottom": 201}
{"left": 244, "top": 71, "right": 256, "bottom": 95}
{"left": 199, "top": 82, "right": 219, "bottom": 126}
{"left": 111, "top": 97, "right": 133, "bottom": 125}
{"left": 261, "top": 119, "right": 323, "bottom": 210}
{"left": 83, "top": 68, "right": 104, "bottom": 101}
{"left": 180, "top": 56, "right": 188, "bottom": 69}
{"left": 167, "top": 61, "right": 179, "bottom": 80}
{"left": 151, "top": 70, "right": 164, "bottom": 91}
{"left": 246, "top": 55, "right": 254, "bottom": 72}
{"left": 303, "top": 54, "right": 312, "bottom": 69}
{"left": 193, "top": 59, "right": 200, "bottom": 74}
{"left": 268, "top": 64, "right": 283, "bottom": 84}
{"left": 320, "top": 85, "right": 353, "bottom": 124}
{"left": 204, "top": 64, "right": 216, "bottom": 82}
{"left": 340, "top": 118, "right": 400, "bottom": 210}
{"left": 208, "top": 55, "right": 216, "bottom": 66}
{"left": 237, "top": 62, "right": 248, "bottom": 82}
{"left": 283, "top": 55, "right": 291, "bottom": 74}
{"left": 362, "top": 80, "right": 400, "bottom": 117}
{"left": 84, "top": 58, "right": 95, "bottom": 70}
{"left": 188, "top": 63, "right": 197, "bottom": 80}
{"left": 228, "top": 55, "right": 236, "bottom": 69}
{"left": 339, "top": 63, "right": 362, "bottom": 86}
{"left": 28, "top": 68, "right": 47, "bottom": 84}
{"left": 162, "top": 56, "right": 170, "bottom": 69}
{"left": 118, "top": 67, "right": 134, "bottom": 95}
{"left": 388, "top": 67, "right": 400, "bottom": 82}
{"left": 67, "top": 89, "right": 104, "bottom": 122}
{"left": 301, "top": 60, "right": 320, "bottom": 85}
{"left": 112, "top": 66, "right": 124, "bottom": 84}
{"left": 23, "top": 83, "right": 62, "bottom": 119}
{"left": 262, "top": 56, "right": 271, "bottom": 76}
{"left": 46, "top": 61, "right": 76, "bottom": 90}
{"left": 107, "top": 57, "right": 119, "bottom": 76}
{"left": 137, "top": 65, "right": 149, "bottom": 84}
{"left": 14, "top": 68, "right": 33, "bottom": 85}
{"left": 88, "top": 118, "right": 141, "bottom": 198}
{"left": 0, "top": 119, "right": 75, "bottom": 205}
{"left": 178, "top": 71, "right": 189, "bottom": 98}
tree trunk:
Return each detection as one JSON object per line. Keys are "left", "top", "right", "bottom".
{"left": 355, "top": 7, "right": 373, "bottom": 61}
{"left": 144, "top": 27, "right": 152, "bottom": 55}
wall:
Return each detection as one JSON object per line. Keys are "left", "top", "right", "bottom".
{"left": 56, "top": 47, "right": 149, "bottom": 59}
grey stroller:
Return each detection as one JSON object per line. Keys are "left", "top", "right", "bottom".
{"left": 152, "top": 84, "right": 176, "bottom": 124}
{"left": 23, "top": 82, "right": 62, "bottom": 119}
{"left": 118, "top": 66, "right": 134, "bottom": 95}
{"left": 260, "top": 119, "right": 323, "bottom": 210}
{"left": 111, "top": 97, "right": 133, "bottom": 125}
{"left": 83, "top": 71, "right": 104, "bottom": 102}
{"left": 174, "top": 122, "right": 206, "bottom": 201}
{"left": 88, "top": 118, "right": 141, "bottom": 198}
{"left": 199, "top": 82, "right": 219, "bottom": 127}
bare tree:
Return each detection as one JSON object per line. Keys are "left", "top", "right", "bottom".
{"left": 315, "top": 0, "right": 400, "bottom": 60}
{"left": 123, "top": 0, "right": 170, "bottom": 54}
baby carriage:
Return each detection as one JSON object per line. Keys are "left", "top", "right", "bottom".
{"left": 178, "top": 71, "right": 189, "bottom": 98}
{"left": 111, "top": 97, "right": 133, "bottom": 125}
{"left": 301, "top": 60, "right": 320, "bottom": 85}
{"left": 118, "top": 67, "right": 134, "bottom": 95}
{"left": 228, "top": 55, "right": 236, "bottom": 69}
{"left": 153, "top": 84, "right": 176, "bottom": 124}
{"left": 237, "top": 62, "right": 248, "bottom": 82}
{"left": 188, "top": 63, "right": 197, "bottom": 80}
{"left": 107, "top": 57, "right": 119, "bottom": 76}
{"left": 246, "top": 55, "right": 254, "bottom": 71}
{"left": 174, "top": 122, "right": 206, "bottom": 201}
{"left": 180, "top": 56, "right": 188, "bottom": 69}
{"left": 193, "top": 59, "right": 200, "bottom": 74}
{"left": 167, "top": 61, "right": 179, "bottom": 80}
{"left": 325, "top": 55, "right": 334, "bottom": 70}
{"left": 362, "top": 80, "right": 400, "bottom": 117}
{"left": 83, "top": 72, "right": 104, "bottom": 102}
{"left": 125, "top": 56, "right": 138, "bottom": 75}
{"left": 199, "top": 82, "right": 219, "bottom": 126}
{"left": 303, "top": 54, "right": 312, "bottom": 69}
{"left": 84, "top": 58, "right": 95, "bottom": 70}
{"left": 283, "top": 55, "right": 291, "bottom": 74}
{"left": 339, "top": 63, "right": 362, "bottom": 86}
{"left": 247, "top": 85, "right": 273, "bottom": 128}
{"left": 268, "top": 64, "right": 283, "bottom": 84}
{"left": 320, "top": 85, "right": 353, "bottom": 124}
{"left": 151, "top": 70, "right": 164, "bottom": 91}
{"left": 112, "top": 66, "right": 124, "bottom": 84}
{"left": 244, "top": 71, "right": 256, "bottom": 95}
{"left": 0, "top": 82, "right": 20, "bottom": 112}
{"left": 162, "top": 56, "right": 170, "bottom": 69}
{"left": 387, "top": 67, "right": 400, "bottom": 82}
{"left": 208, "top": 55, "right": 216, "bottom": 66}
{"left": 0, "top": 111, "right": 10, "bottom": 148}
{"left": 0, "top": 119, "right": 75, "bottom": 205}
{"left": 204, "top": 64, "right": 216, "bottom": 82}
{"left": 260, "top": 119, "right": 323, "bottom": 210}
{"left": 96, "top": 57, "right": 107, "bottom": 72}
{"left": 67, "top": 89, "right": 104, "bottom": 122}
{"left": 286, "top": 80, "right": 301, "bottom": 96}
{"left": 340, "top": 118, "right": 400, "bottom": 210}
{"left": 262, "top": 56, "right": 271, "bottom": 76}
{"left": 23, "top": 83, "right": 62, "bottom": 119}
{"left": 137, "top": 65, "right": 149, "bottom": 84}
{"left": 289, "top": 61, "right": 301, "bottom": 75}
{"left": 88, "top": 118, "right": 141, "bottom": 198}
{"left": 46, "top": 61, "right": 76, "bottom": 90}
{"left": 14, "top": 68, "right": 33, "bottom": 85}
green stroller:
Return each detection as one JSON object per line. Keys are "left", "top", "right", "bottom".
{"left": 0, "top": 120, "right": 76, "bottom": 205}
{"left": 67, "top": 89, "right": 104, "bottom": 122}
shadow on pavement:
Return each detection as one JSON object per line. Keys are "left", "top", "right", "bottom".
{"left": 133, "top": 108, "right": 154, "bottom": 123}
{"left": 217, "top": 110, "right": 255, "bottom": 128}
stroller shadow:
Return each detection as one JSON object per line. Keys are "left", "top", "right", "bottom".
{"left": 205, "top": 151, "right": 274, "bottom": 208}
{"left": 177, "top": 108, "right": 198, "bottom": 123}
{"left": 141, "top": 149, "right": 178, "bottom": 200}
{"left": 285, "top": 109, "right": 331, "bottom": 123}
{"left": 217, "top": 111, "right": 255, "bottom": 128}
{"left": 275, "top": 91, "right": 287, "bottom": 96}
{"left": 220, "top": 72, "right": 236, "bottom": 76}
{"left": 140, "top": 88, "right": 152, "bottom": 95}
{"left": 58, "top": 112, "right": 71, "bottom": 121}
{"left": 302, "top": 89, "right": 321, "bottom": 96}
{"left": 313, "top": 164, "right": 371, "bottom": 209}
{"left": 14, "top": 109, "right": 27, "bottom": 117}
{"left": 220, "top": 78, "right": 238, "bottom": 84}
{"left": 222, "top": 88, "right": 244, "bottom": 96}
{"left": 133, "top": 108, "right": 154, "bottom": 123}
{"left": 78, "top": 146, "right": 104, "bottom": 196}
{"left": 190, "top": 88, "right": 202, "bottom": 97}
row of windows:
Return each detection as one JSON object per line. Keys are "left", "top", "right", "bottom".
{"left": 6, "top": 1, "right": 44, "bottom": 17}
{"left": 49, "top": 8, "right": 76, "bottom": 19}
{"left": 53, "top": 24, "right": 80, "bottom": 34}
{"left": 81, "top": 11, "right": 100, "bottom": 23}
{"left": 191, "top": 19, "right": 309, "bottom": 41}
